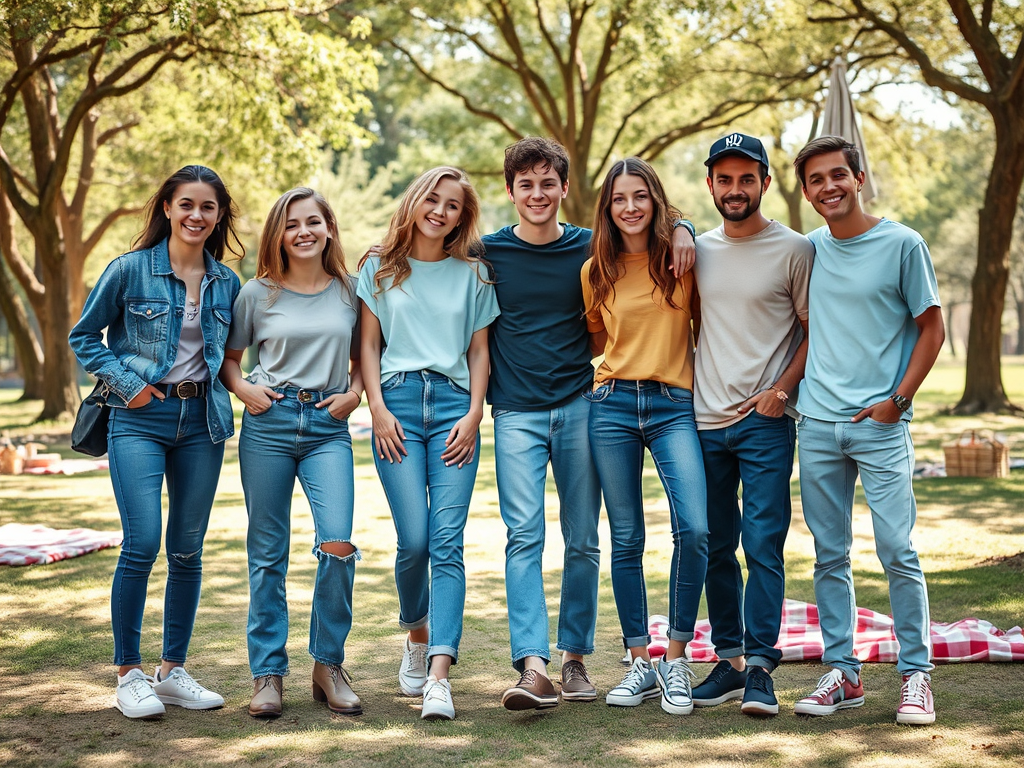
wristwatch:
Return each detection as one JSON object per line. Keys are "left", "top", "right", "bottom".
{"left": 890, "top": 393, "right": 911, "bottom": 413}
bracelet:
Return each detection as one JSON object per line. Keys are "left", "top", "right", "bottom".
{"left": 769, "top": 386, "right": 789, "bottom": 403}
{"left": 672, "top": 218, "right": 696, "bottom": 238}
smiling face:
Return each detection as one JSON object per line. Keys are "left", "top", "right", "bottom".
{"left": 610, "top": 172, "right": 653, "bottom": 251}
{"left": 508, "top": 163, "right": 568, "bottom": 228}
{"left": 708, "top": 155, "right": 769, "bottom": 223}
{"left": 801, "top": 150, "right": 865, "bottom": 224}
{"left": 413, "top": 177, "right": 465, "bottom": 244}
{"left": 163, "top": 181, "right": 222, "bottom": 251}
{"left": 281, "top": 196, "right": 330, "bottom": 268}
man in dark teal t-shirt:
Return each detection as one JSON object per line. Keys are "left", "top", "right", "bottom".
{"left": 487, "top": 137, "right": 695, "bottom": 712}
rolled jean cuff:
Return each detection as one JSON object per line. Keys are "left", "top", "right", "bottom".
{"left": 428, "top": 644, "right": 458, "bottom": 665}
{"left": 667, "top": 628, "right": 694, "bottom": 643}
{"left": 746, "top": 654, "right": 776, "bottom": 672}
{"left": 512, "top": 648, "right": 551, "bottom": 671}
{"left": 159, "top": 653, "right": 187, "bottom": 665}
{"left": 714, "top": 645, "right": 745, "bottom": 660}
{"left": 399, "top": 614, "right": 428, "bottom": 631}
{"left": 555, "top": 642, "right": 594, "bottom": 656}
{"left": 622, "top": 633, "right": 651, "bottom": 649}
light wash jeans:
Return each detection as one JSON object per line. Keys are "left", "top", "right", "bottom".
{"left": 797, "top": 415, "right": 933, "bottom": 682}
{"left": 107, "top": 395, "right": 224, "bottom": 666}
{"left": 699, "top": 411, "right": 796, "bottom": 672}
{"left": 493, "top": 395, "right": 601, "bottom": 670}
{"left": 587, "top": 380, "right": 708, "bottom": 647}
{"left": 373, "top": 371, "right": 480, "bottom": 664}
{"left": 239, "top": 387, "right": 358, "bottom": 678}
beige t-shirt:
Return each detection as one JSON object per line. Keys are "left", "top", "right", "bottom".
{"left": 693, "top": 220, "right": 813, "bottom": 429}
{"left": 581, "top": 252, "right": 696, "bottom": 390}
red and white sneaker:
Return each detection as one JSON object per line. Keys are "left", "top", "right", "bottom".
{"left": 794, "top": 668, "right": 864, "bottom": 716}
{"left": 896, "top": 672, "right": 935, "bottom": 725}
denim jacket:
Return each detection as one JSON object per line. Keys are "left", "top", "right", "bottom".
{"left": 69, "top": 238, "right": 241, "bottom": 443}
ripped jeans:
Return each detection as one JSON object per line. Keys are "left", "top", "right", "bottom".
{"left": 239, "top": 388, "right": 359, "bottom": 678}
{"left": 107, "top": 395, "right": 225, "bottom": 666}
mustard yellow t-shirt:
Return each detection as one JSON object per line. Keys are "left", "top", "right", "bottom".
{"left": 580, "top": 252, "right": 696, "bottom": 390}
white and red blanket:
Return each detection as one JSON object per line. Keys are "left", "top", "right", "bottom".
{"left": 0, "top": 523, "right": 122, "bottom": 566}
{"left": 644, "top": 599, "right": 1024, "bottom": 664}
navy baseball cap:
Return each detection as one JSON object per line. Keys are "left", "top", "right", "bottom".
{"left": 705, "top": 133, "right": 769, "bottom": 174}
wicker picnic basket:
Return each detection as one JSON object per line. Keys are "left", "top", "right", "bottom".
{"left": 942, "top": 430, "right": 1009, "bottom": 478}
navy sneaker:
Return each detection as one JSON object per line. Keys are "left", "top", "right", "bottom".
{"left": 740, "top": 666, "right": 778, "bottom": 716}
{"left": 692, "top": 660, "right": 747, "bottom": 707}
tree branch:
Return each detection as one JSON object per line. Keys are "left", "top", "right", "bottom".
{"left": 82, "top": 205, "right": 144, "bottom": 258}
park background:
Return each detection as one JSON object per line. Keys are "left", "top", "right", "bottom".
{"left": 1, "top": 2, "right": 1022, "bottom": 767}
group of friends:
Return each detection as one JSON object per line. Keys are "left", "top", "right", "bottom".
{"left": 68, "top": 131, "right": 944, "bottom": 727}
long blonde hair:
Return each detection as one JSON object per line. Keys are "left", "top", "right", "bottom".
{"left": 358, "top": 166, "right": 485, "bottom": 293}
{"left": 589, "top": 157, "right": 684, "bottom": 311}
{"left": 256, "top": 187, "right": 351, "bottom": 302}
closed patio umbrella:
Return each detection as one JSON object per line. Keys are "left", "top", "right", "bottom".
{"left": 821, "top": 58, "right": 878, "bottom": 204}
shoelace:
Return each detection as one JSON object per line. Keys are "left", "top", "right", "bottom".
{"left": 618, "top": 659, "right": 650, "bottom": 691}
{"left": 326, "top": 664, "right": 350, "bottom": 685}
{"left": 164, "top": 669, "right": 205, "bottom": 696}
{"left": 121, "top": 674, "right": 156, "bottom": 702}
{"left": 518, "top": 669, "right": 540, "bottom": 687}
{"left": 747, "top": 670, "right": 772, "bottom": 694}
{"left": 408, "top": 643, "right": 427, "bottom": 671}
{"left": 255, "top": 676, "right": 282, "bottom": 695}
{"left": 562, "top": 661, "right": 590, "bottom": 684}
{"left": 901, "top": 673, "right": 929, "bottom": 708}
{"left": 809, "top": 668, "right": 846, "bottom": 697}
{"left": 705, "top": 661, "right": 734, "bottom": 685}
{"left": 661, "top": 659, "right": 694, "bottom": 694}
{"left": 424, "top": 679, "right": 450, "bottom": 703}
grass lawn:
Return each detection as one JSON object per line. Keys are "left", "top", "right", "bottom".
{"left": 1, "top": 356, "right": 1023, "bottom": 767}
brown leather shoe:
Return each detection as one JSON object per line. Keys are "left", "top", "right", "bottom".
{"left": 501, "top": 669, "right": 559, "bottom": 711}
{"left": 560, "top": 660, "right": 597, "bottom": 701}
{"left": 249, "top": 675, "right": 283, "bottom": 718}
{"left": 312, "top": 662, "right": 363, "bottom": 715}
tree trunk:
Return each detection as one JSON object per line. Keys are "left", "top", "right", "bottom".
{"left": 0, "top": 261, "right": 44, "bottom": 398}
{"left": 955, "top": 111, "right": 1024, "bottom": 414}
{"left": 778, "top": 179, "right": 804, "bottom": 234}
{"left": 946, "top": 302, "right": 957, "bottom": 358}
{"left": 36, "top": 227, "right": 79, "bottom": 420}
{"left": 563, "top": 178, "right": 598, "bottom": 229}
{"left": 1016, "top": 294, "right": 1024, "bottom": 356}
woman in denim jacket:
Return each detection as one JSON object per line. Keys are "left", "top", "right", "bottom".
{"left": 69, "top": 165, "right": 242, "bottom": 720}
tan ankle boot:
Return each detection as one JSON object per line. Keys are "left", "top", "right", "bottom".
{"left": 312, "top": 662, "right": 362, "bottom": 715}
{"left": 249, "top": 675, "right": 283, "bottom": 718}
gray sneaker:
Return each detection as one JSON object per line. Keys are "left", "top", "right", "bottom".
{"left": 605, "top": 657, "right": 659, "bottom": 707}
{"left": 655, "top": 657, "right": 695, "bottom": 715}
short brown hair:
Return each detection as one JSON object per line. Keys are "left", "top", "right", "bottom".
{"left": 503, "top": 137, "right": 569, "bottom": 189}
{"left": 793, "top": 136, "right": 861, "bottom": 187}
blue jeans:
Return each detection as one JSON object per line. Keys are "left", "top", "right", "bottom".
{"left": 373, "top": 371, "right": 480, "bottom": 664}
{"left": 493, "top": 395, "right": 601, "bottom": 670}
{"left": 698, "top": 412, "right": 796, "bottom": 671}
{"left": 107, "top": 396, "right": 224, "bottom": 666}
{"left": 797, "top": 415, "right": 933, "bottom": 681}
{"left": 239, "top": 388, "right": 358, "bottom": 678}
{"left": 587, "top": 380, "right": 708, "bottom": 647}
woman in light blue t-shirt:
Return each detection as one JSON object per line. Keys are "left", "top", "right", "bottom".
{"left": 357, "top": 166, "right": 499, "bottom": 721}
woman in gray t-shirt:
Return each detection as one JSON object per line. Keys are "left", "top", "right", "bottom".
{"left": 222, "top": 188, "right": 364, "bottom": 719}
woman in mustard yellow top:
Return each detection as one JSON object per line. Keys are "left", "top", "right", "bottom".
{"left": 581, "top": 157, "right": 707, "bottom": 715}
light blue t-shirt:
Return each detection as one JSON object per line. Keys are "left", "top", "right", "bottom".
{"left": 356, "top": 255, "right": 500, "bottom": 391}
{"left": 797, "top": 219, "right": 940, "bottom": 422}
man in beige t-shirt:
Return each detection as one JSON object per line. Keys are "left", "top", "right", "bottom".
{"left": 690, "top": 133, "right": 813, "bottom": 717}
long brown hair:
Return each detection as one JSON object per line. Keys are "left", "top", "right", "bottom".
{"left": 358, "top": 166, "right": 485, "bottom": 294}
{"left": 133, "top": 165, "right": 243, "bottom": 262}
{"left": 589, "top": 157, "right": 683, "bottom": 310}
{"left": 255, "top": 187, "right": 351, "bottom": 303}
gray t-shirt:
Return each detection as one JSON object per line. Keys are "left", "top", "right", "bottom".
{"left": 227, "top": 276, "right": 359, "bottom": 393}
{"left": 693, "top": 220, "right": 813, "bottom": 430}
{"left": 160, "top": 295, "right": 209, "bottom": 384}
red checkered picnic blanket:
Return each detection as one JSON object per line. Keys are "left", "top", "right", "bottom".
{"left": 0, "top": 523, "right": 122, "bottom": 566}
{"left": 645, "top": 599, "right": 1024, "bottom": 663}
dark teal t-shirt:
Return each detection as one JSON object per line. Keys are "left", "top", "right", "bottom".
{"left": 482, "top": 223, "right": 595, "bottom": 411}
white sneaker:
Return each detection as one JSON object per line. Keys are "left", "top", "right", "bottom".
{"left": 115, "top": 668, "right": 165, "bottom": 719}
{"left": 655, "top": 657, "right": 695, "bottom": 715}
{"left": 152, "top": 666, "right": 225, "bottom": 710}
{"left": 421, "top": 675, "right": 455, "bottom": 721}
{"left": 399, "top": 636, "right": 428, "bottom": 696}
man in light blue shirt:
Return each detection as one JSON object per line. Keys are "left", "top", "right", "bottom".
{"left": 791, "top": 136, "right": 945, "bottom": 726}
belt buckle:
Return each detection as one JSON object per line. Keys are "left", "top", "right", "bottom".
{"left": 175, "top": 380, "right": 198, "bottom": 399}
{"left": 297, "top": 389, "right": 314, "bottom": 403}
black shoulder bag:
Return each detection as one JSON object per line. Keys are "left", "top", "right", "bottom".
{"left": 71, "top": 381, "right": 111, "bottom": 457}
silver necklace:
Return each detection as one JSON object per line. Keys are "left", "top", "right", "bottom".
{"left": 185, "top": 298, "right": 199, "bottom": 321}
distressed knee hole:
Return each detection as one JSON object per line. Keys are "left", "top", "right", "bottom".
{"left": 317, "top": 541, "right": 360, "bottom": 561}
{"left": 169, "top": 548, "right": 202, "bottom": 562}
